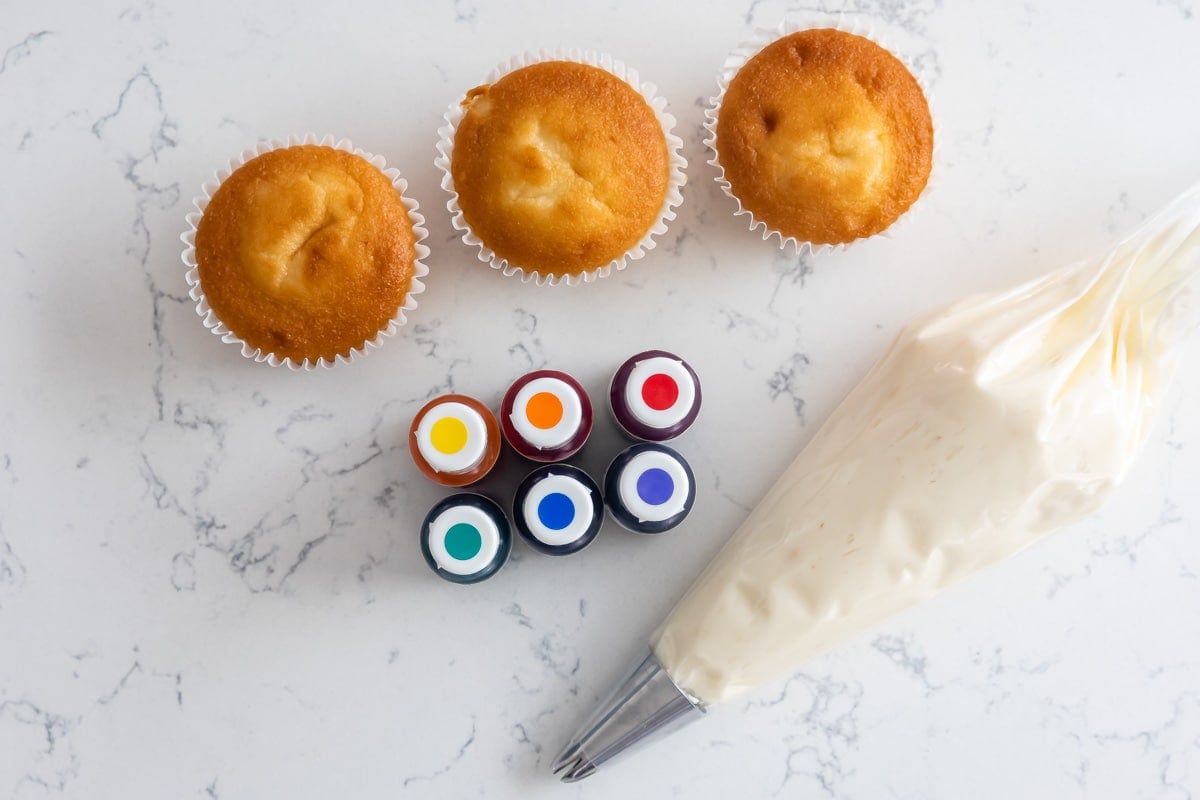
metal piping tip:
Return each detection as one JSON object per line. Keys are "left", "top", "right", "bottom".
{"left": 551, "top": 740, "right": 582, "bottom": 774}
{"left": 559, "top": 757, "right": 597, "bottom": 783}
{"left": 552, "top": 650, "right": 704, "bottom": 782}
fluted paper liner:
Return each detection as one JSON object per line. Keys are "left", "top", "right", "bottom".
{"left": 435, "top": 49, "right": 688, "bottom": 287}
{"left": 181, "top": 133, "right": 431, "bottom": 370}
{"left": 705, "top": 13, "right": 939, "bottom": 255}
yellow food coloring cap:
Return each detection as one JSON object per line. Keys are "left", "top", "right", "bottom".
{"left": 416, "top": 402, "right": 488, "bottom": 474}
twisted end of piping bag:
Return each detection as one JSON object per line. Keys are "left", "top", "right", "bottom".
{"left": 1133, "top": 181, "right": 1200, "bottom": 348}
{"left": 552, "top": 650, "right": 704, "bottom": 782}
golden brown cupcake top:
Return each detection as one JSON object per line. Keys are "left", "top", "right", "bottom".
{"left": 195, "top": 145, "right": 416, "bottom": 363}
{"left": 451, "top": 61, "right": 669, "bottom": 277}
{"left": 717, "top": 28, "right": 933, "bottom": 245}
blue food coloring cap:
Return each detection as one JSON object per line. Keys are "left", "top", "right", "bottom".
{"left": 512, "top": 464, "right": 604, "bottom": 556}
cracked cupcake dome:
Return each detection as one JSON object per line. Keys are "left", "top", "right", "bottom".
{"left": 715, "top": 28, "right": 933, "bottom": 246}
{"left": 193, "top": 143, "right": 421, "bottom": 364}
{"left": 449, "top": 60, "right": 672, "bottom": 278}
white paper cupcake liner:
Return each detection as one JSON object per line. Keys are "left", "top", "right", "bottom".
{"left": 434, "top": 49, "right": 688, "bottom": 287}
{"left": 180, "top": 132, "right": 431, "bottom": 371}
{"left": 705, "top": 13, "right": 939, "bottom": 256}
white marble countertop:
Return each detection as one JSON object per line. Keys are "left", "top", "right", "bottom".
{"left": 3, "top": 0, "right": 1200, "bottom": 797}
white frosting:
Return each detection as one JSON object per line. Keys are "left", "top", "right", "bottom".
{"left": 415, "top": 402, "right": 488, "bottom": 474}
{"left": 427, "top": 504, "right": 502, "bottom": 576}
{"left": 623, "top": 356, "right": 696, "bottom": 430}
{"left": 522, "top": 472, "right": 596, "bottom": 547}
{"left": 618, "top": 449, "right": 691, "bottom": 523}
{"left": 509, "top": 377, "right": 584, "bottom": 450}
{"left": 653, "top": 185, "right": 1200, "bottom": 706}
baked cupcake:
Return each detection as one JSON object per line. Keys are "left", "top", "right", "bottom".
{"left": 183, "top": 134, "right": 429, "bottom": 369}
{"left": 436, "top": 51, "right": 686, "bottom": 285}
{"left": 708, "top": 26, "right": 933, "bottom": 250}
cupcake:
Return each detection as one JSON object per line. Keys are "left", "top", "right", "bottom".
{"left": 183, "top": 135, "right": 429, "bottom": 369}
{"left": 708, "top": 26, "right": 933, "bottom": 251}
{"left": 436, "top": 52, "right": 687, "bottom": 285}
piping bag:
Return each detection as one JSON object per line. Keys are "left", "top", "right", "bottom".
{"left": 554, "top": 183, "right": 1200, "bottom": 782}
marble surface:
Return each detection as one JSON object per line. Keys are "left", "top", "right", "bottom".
{"left": 2, "top": 0, "right": 1199, "bottom": 797}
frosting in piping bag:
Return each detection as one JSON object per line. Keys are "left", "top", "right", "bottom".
{"left": 653, "top": 185, "right": 1200, "bottom": 705}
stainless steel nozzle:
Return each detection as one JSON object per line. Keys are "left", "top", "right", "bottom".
{"left": 552, "top": 650, "right": 704, "bottom": 782}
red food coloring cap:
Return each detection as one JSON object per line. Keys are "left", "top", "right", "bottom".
{"left": 641, "top": 373, "right": 679, "bottom": 411}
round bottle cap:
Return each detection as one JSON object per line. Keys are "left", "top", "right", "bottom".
{"left": 501, "top": 371, "right": 593, "bottom": 462}
{"left": 416, "top": 401, "right": 488, "bottom": 474}
{"left": 409, "top": 394, "right": 502, "bottom": 487}
{"left": 610, "top": 351, "right": 701, "bottom": 442}
{"left": 512, "top": 464, "right": 603, "bottom": 556}
{"left": 604, "top": 443, "right": 696, "bottom": 534}
{"left": 420, "top": 494, "right": 512, "bottom": 584}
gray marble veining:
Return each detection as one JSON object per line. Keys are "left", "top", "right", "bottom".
{"left": 1, "top": 0, "right": 1199, "bottom": 797}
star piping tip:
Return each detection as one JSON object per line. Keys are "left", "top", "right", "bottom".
{"left": 551, "top": 741, "right": 581, "bottom": 774}
{"left": 548, "top": 651, "right": 705, "bottom": 781}
{"left": 559, "top": 757, "right": 597, "bottom": 783}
